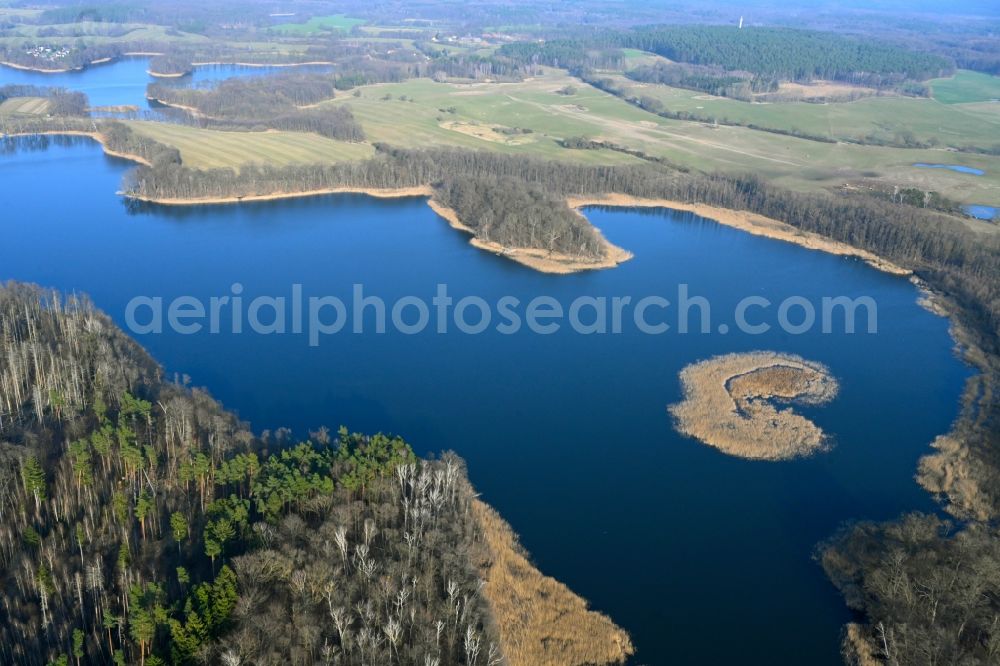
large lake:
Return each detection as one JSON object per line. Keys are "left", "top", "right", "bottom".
{"left": 0, "top": 137, "right": 969, "bottom": 664}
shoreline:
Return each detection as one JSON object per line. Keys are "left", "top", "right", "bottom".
{"left": 566, "top": 194, "right": 912, "bottom": 276}
{"left": 472, "top": 498, "right": 633, "bottom": 665}
{"left": 147, "top": 70, "right": 191, "bottom": 79}
{"left": 125, "top": 185, "right": 435, "bottom": 205}
{"left": 1, "top": 56, "right": 114, "bottom": 74}
{"left": 145, "top": 96, "right": 203, "bottom": 116}
{"left": 1, "top": 56, "right": 332, "bottom": 75}
{"left": 189, "top": 60, "right": 336, "bottom": 68}
{"left": 2, "top": 130, "right": 152, "bottom": 166}
{"left": 0, "top": 60, "right": 83, "bottom": 74}
{"left": 13, "top": 130, "right": 911, "bottom": 279}
{"left": 120, "top": 185, "right": 909, "bottom": 276}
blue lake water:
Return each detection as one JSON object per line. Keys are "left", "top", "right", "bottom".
{"left": 965, "top": 204, "right": 997, "bottom": 220}
{"left": 0, "top": 138, "right": 971, "bottom": 665}
{"left": 0, "top": 57, "right": 331, "bottom": 109}
{"left": 912, "top": 162, "right": 985, "bottom": 176}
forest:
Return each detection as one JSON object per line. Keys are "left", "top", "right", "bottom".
{"left": 499, "top": 27, "right": 953, "bottom": 86}
{"left": 821, "top": 514, "right": 1000, "bottom": 664}
{"left": 146, "top": 76, "right": 365, "bottom": 142}
{"left": 434, "top": 176, "right": 606, "bottom": 259}
{"left": 0, "top": 282, "right": 505, "bottom": 666}
{"left": 147, "top": 55, "right": 193, "bottom": 78}
{"left": 617, "top": 26, "right": 954, "bottom": 85}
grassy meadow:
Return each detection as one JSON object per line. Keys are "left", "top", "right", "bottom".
{"left": 269, "top": 14, "right": 365, "bottom": 35}
{"left": 318, "top": 71, "right": 1000, "bottom": 209}
{"left": 602, "top": 72, "right": 1000, "bottom": 150}
{"left": 124, "top": 122, "right": 375, "bottom": 169}
{"left": 0, "top": 96, "right": 49, "bottom": 115}
{"left": 930, "top": 70, "right": 1000, "bottom": 104}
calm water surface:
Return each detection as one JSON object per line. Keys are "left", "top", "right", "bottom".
{"left": 912, "top": 162, "right": 985, "bottom": 176}
{"left": 0, "top": 139, "right": 969, "bottom": 666}
{"left": 0, "top": 57, "right": 330, "bottom": 109}
{"left": 964, "top": 204, "right": 997, "bottom": 220}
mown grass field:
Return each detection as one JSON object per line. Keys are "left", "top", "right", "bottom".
{"left": 320, "top": 70, "right": 1000, "bottom": 209}
{"left": 0, "top": 96, "right": 49, "bottom": 115}
{"left": 602, "top": 72, "right": 1000, "bottom": 150}
{"left": 270, "top": 14, "right": 365, "bottom": 35}
{"left": 124, "top": 122, "right": 375, "bottom": 169}
{"left": 930, "top": 70, "right": 1000, "bottom": 104}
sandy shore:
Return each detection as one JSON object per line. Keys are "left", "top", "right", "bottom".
{"left": 567, "top": 194, "right": 911, "bottom": 276}
{"left": 189, "top": 60, "right": 336, "bottom": 68}
{"left": 1, "top": 57, "right": 112, "bottom": 73}
{"left": 0, "top": 60, "right": 81, "bottom": 73}
{"left": 147, "top": 70, "right": 191, "bottom": 79}
{"left": 126, "top": 186, "right": 435, "bottom": 206}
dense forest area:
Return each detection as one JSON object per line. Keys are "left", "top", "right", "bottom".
{"left": 821, "top": 515, "right": 1000, "bottom": 664}
{"left": 147, "top": 55, "right": 193, "bottom": 78}
{"left": 146, "top": 75, "right": 365, "bottom": 142}
{"left": 616, "top": 26, "right": 954, "bottom": 85}
{"left": 435, "top": 176, "right": 606, "bottom": 259}
{"left": 0, "top": 283, "right": 503, "bottom": 665}
{"left": 497, "top": 26, "right": 954, "bottom": 95}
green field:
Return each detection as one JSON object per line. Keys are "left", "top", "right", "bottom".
{"left": 270, "top": 14, "right": 365, "bottom": 35}
{"left": 317, "top": 71, "right": 1000, "bottom": 210}
{"left": 124, "top": 122, "right": 375, "bottom": 169}
{"left": 603, "top": 72, "right": 1000, "bottom": 150}
{"left": 0, "top": 97, "right": 49, "bottom": 115}
{"left": 931, "top": 70, "right": 1000, "bottom": 104}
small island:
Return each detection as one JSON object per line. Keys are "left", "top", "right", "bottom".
{"left": 669, "top": 351, "right": 839, "bottom": 460}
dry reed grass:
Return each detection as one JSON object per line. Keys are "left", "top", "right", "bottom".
{"left": 472, "top": 499, "right": 634, "bottom": 666}
{"left": 669, "top": 351, "right": 839, "bottom": 460}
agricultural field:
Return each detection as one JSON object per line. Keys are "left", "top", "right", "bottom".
{"left": 269, "top": 14, "right": 365, "bottom": 35}
{"left": 124, "top": 122, "right": 375, "bottom": 169}
{"left": 0, "top": 96, "right": 49, "bottom": 115}
{"left": 930, "top": 70, "right": 1000, "bottom": 104}
{"left": 320, "top": 70, "right": 1000, "bottom": 209}
{"left": 602, "top": 72, "right": 1000, "bottom": 150}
